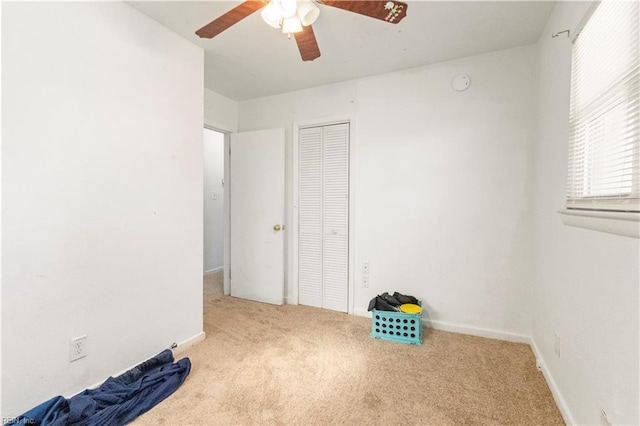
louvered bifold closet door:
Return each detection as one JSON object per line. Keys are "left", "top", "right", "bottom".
{"left": 298, "top": 127, "right": 323, "bottom": 308}
{"left": 322, "top": 123, "right": 349, "bottom": 312}
{"left": 298, "top": 123, "right": 349, "bottom": 313}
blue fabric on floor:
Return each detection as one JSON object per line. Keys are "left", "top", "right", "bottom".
{"left": 6, "top": 350, "right": 191, "bottom": 426}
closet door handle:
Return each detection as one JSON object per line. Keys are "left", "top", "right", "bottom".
{"left": 273, "top": 224, "right": 282, "bottom": 231}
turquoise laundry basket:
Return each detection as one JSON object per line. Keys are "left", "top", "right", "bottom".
{"left": 370, "top": 303, "right": 423, "bottom": 345}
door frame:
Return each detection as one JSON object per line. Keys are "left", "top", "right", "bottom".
{"left": 291, "top": 115, "right": 356, "bottom": 314}
{"left": 204, "top": 120, "right": 232, "bottom": 296}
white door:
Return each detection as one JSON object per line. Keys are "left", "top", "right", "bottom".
{"left": 298, "top": 123, "right": 349, "bottom": 312}
{"left": 230, "top": 128, "right": 285, "bottom": 305}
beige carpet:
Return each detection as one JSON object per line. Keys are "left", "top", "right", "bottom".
{"left": 135, "top": 272, "right": 563, "bottom": 425}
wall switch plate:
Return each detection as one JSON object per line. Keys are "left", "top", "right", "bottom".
{"left": 362, "top": 275, "right": 369, "bottom": 288}
{"left": 362, "top": 262, "right": 369, "bottom": 273}
{"left": 70, "top": 336, "right": 87, "bottom": 362}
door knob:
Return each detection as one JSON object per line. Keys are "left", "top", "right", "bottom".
{"left": 273, "top": 224, "right": 282, "bottom": 231}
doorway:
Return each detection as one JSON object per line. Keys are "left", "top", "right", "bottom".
{"left": 203, "top": 127, "right": 225, "bottom": 275}
{"left": 203, "top": 126, "right": 286, "bottom": 308}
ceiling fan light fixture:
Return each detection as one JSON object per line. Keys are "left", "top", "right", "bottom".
{"left": 261, "top": 2, "right": 282, "bottom": 28}
{"left": 196, "top": 0, "right": 409, "bottom": 63}
{"left": 297, "top": 1, "right": 320, "bottom": 26}
{"left": 278, "top": 0, "right": 298, "bottom": 19}
{"left": 281, "top": 16, "right": 303, "bottom": 34}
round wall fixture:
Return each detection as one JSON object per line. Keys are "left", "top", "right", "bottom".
{"left": 451, "top": 74, "right": 471, "bottom": 91}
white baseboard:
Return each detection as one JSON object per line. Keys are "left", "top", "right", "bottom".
{"left": 82, "top": 331, "right": 206, "bottom": 393}
{"left": 285, "top": 296, "right": 298, "bottom": 305}
{"left": 354, "top": 309, "right": 529, "bottom": 344}
{"left": 172, "top": 331, "right": 206, "bottom": 355}
{"left": 204, "top": 267, "right": 223, "bottom": 275}
{"left": 530, "top": 338, "right": 575, "bottom": 425}
{"left": 353, "top": 308, "right": 371, "bottom": 318}
{"left": 424, "top": 319, "right": 531, "bottom": 344}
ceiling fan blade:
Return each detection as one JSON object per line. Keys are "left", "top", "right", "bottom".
{"left": 196, "top": 1, "right": 265, "bottom": 39}
{"left": 321, "top": 0, "right": 408, "bottom": 24}
{"left": 294, "top": 25, "right": 321, "bottom": 61}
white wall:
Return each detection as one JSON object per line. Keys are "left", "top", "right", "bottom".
{"left": 532, "top": 2, "right": 639, "bottom": 424}
{"left": 1, "top": 2, "right": 204, "bottom": 417}
{"left": 239, "top": 45, "right": 537, "bottom": 338}
{"left": 205, "top": 88, "right": 238, "bottom": 133}
{"left": 203, "top": 129, "right": 225, "bottom": 273}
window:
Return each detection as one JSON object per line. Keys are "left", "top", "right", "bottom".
{"left": 567, "top": 0, "right": 639, "bottom": 212}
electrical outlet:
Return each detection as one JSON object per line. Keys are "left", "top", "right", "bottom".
{"left": 362, "top": 261, "right": 370, "bottom": 287}
{"left": 553, "top": 331, "right": 560, "bottom": 358}
{"left": 600, "top": 409, "right": 612, "bottom": 426}
{"left": 70, "top": 336, "right": 87, "bottom": 362}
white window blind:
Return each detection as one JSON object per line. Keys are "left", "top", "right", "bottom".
{"left": 567, "top": 0, "right": 639, "bottom": 212}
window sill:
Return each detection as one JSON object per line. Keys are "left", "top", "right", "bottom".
{"left": 558, "top": 209, "right": 640, "bottom": 238}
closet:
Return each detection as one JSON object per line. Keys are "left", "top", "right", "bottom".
{"left": 298, "top": 123, "right": 349, "bottom": 313}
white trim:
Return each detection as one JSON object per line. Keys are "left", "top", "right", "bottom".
{"left": 171, "top": 331, "right": 206, "bottom": 355}
{"left": 203, "top": 124, "right": 231, "bottom": 296}
{"left": 293, "top": 115, "right": 356, "bottom": 129}
{"left": 81, "top": 331, "right": 205, "bottom": 393}
{"left": 353, "top": 309, "right": 529, "bottom": 343}
{"left": 353, "top": 308, "right": 371, "bottom": 319}
{"left": 204, "top": 266, "right": 223, "bottom": 275}
{"left": 347, "top": 120, "right": 356, "bottom": 316}
{"left": 424, "top": 319, "right": 530, "bottom": 344}
{"left": 291, "top": 115, "right": 356, "bottom": 314}
{"left": 558, "top": 209, "right": 640, "bottom": 238}
{"left": 204, "top": 118, "right": 234, "bottom": 135}
{"left": 233, "top": 295, "right": 286, "bottom": 306}
{"left": 291, "top": 126, "right": 299, "bottom": 306}
{"left": 530, "top": 338, "right": 576, "bottom": 425}
{"left": 223, "top": 134, "right": 231, "bottom": 296}
{"left": 285, "top": 296, "right": 298, "bottom": 305}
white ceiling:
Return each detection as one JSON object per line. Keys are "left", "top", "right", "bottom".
{"left": 128, "top": 1, "right": 554, "bottom": 101}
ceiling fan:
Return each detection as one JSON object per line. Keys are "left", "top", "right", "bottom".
{"left": 195, "top": 0, "right": 409, "bottom": 62}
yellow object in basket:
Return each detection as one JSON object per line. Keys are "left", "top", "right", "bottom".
{"left": 400, "top": 303, "right": 422, "bottom": 314}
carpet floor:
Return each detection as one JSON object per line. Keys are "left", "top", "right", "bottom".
{"left": 135, "top": 272, "right": 564, "bottom": 425}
